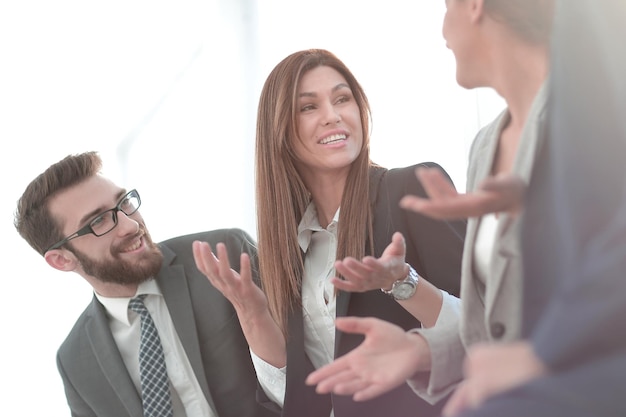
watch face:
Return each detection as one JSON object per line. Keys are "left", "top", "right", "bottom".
{"left": 393, "top": 282, "right": 416, "bottom": 300}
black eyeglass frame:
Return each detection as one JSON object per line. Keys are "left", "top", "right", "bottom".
{"left": 46, "top": 189, "right": 141, "bottom": 252}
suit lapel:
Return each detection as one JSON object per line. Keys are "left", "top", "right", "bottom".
{"left": 285, "top": 304, "right": 332, "bottom": 416}
{"left": 463, "top": 116, "right": 505, "bottom": 309}
{"left": 485, "top": 83, "right": 549, "bottom": 317}
{"left": 156, "top": 248, "right": 218, "bottom": 414}
{"left": 86, "top": 298, "right": 143, "bottom": 417}
{"left": 484, "top": 213, "right": 516, "bottom": 318}
{"left": 334, "top": 167, "right": 387, "bottom": 350}
{"left": 334, "top": 290, "right": 351, "bottom": 352}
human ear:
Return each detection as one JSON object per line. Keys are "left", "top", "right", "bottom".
{"left": 44, "top": 249, "right": 78, "bottom": 272}
{"left": 469, "top": 0, "right": 485, "bottom": 23}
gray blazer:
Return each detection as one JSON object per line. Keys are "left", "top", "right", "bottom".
{"left": 453, "top": 2, "right": 626, "bottom": 415}
{"left": 462, "top": 84, "right": 547, "bottom": 347}
{"left": 412, "top": 84, "right": 548, "bottom": 400}
{"left": 56, "top": 229, "right": 272, "bottom": 417}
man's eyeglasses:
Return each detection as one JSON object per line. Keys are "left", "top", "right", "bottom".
{"left": 46, "top": 189, "right": 141, "bottom": 252}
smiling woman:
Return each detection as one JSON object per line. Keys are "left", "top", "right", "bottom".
{"left": 2, "top": 1, "right": 500, "bottom": 415}
{"left": 192, "top": 48, "right": 467, "bottom": 417}
{"left": 292, "top": 66, "right": 364, "bottom": 193}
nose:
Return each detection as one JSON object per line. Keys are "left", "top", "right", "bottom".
{"left": 116, "top": 211, "right": 140, "bottom": 235}
{"left": 322, "top": 103, "right": 341, "bottom": 126}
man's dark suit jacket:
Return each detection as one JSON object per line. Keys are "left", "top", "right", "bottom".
{"left": 56, "top": 228, "right": 272, "bottom": 417}
{"left": 258, "top": 163, "right": 466, "bottom": 417}
{"left": 457, "top": 1, "right": 626, "bottom": 416}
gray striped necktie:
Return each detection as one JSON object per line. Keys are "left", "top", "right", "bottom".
{"left": 128, "top": 295, "right": 174, "bottom": 417}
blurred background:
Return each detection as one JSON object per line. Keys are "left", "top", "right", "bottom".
{"left": 0, "top": 0, "right": 503, "bottom": 414}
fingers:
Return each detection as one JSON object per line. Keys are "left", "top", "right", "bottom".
{"left": 400, "top": 167, "right": 464, "bottom": 219}
{"left": 416, "top": 166, "right": 457, "bottom": 200}
{"left": 333, "top": 257, "right": 386, "bottom": 292}
{"left": 480, "top": 173, "right": 525, "bottom": 193}
{"left": 399, "top": 194, "right": 430, "bottom": 214}
{"left": 442, "top": 382, "right": 471, "bottom": 417}
{"left": 306, "top": 359, "right": 351, "bottom": 388}
{"left": 479, "top": 175, "right": 526, "bottom": 213}
{"left": 331, "top": 378, "right": 371, "bottom": 396}
{"left": 391, "top": 231, "right": 406, "bottom": 249}
{"left": 193, "top": 241, "right": 249, "bottom": 289}
{"left": 215, "top": 242, "right": 233, "bottom": 278}
{"left": 330, "top": 277, "right": 361, "bottom": 292}
{"left": 334, "top": 235, "right": 406, "bottom": 292}
{"left": 192, "top": 240, "right": 218, "bottom": 276}
{"left": 335, "top": 257, "right": 375, "bottom": 278}
{"left": 239, "top": 251, "right": 252, "bottom": 282}
{"left": 380, "top": 232, "right": 407, "bottom": 260}
{"left": 307, "top": 364, "right": 378, "bottom": 402}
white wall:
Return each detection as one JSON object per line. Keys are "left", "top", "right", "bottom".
{"left": 0, "top": 0, "right": 503, "bottom": 414}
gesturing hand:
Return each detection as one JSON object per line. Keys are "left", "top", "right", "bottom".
{"left": 192, "top": 240, "right": 268, "bottom": 318}
{"left": 331, "top": 232, "right": 409, "bottom": 293}
{"left": 306, "top": 316, "right": 431, "bottom": 401}
{"left": 400, "top": 166, "right": 526, "bottom": 220}
{"left": 442, "top": 341, "right": 547, "bottom": 416}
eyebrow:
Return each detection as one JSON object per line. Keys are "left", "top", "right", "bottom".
{"left": 298, "top": 83, "right": 351, "bottom": 98}
{"left": 77, "top": 188, "right": 128, "bottom": 226}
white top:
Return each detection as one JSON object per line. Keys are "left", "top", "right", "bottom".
{"left": 96, "top": 279, "right": 214, "bottom": 417}
{"left": 473, "top": 213, "right": 499, "bottom": 286}
{"left": 250, "top": 201, "right": 338, "bottom": 417}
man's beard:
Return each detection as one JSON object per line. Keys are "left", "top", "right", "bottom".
{"left": 70, "top": 230, "right": 163, "bottom": 286}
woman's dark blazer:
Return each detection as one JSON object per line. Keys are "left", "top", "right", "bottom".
{"left": 258, "top": 163, "right": 466, "bottom": 417}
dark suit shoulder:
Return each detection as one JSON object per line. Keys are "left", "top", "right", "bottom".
{"left": 384, "top": 162, "right": 456, "bottom": 195}
{"left": 159, "top": 228, "right": 254, "bottom": 258}
{"left": 159, "top": 228, "right": 256, "bottom": 251}
{"left": 56, "top": 297, "right": 109, "bottom": 377}
{"left": 372, "top": 162, "right": 465, "bottom": 297}
{"left": 158, "top": 228, "right": 259, "bottom": 280}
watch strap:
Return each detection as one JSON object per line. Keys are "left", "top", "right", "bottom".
{"left": 381, "top": 264, "right": 419, "bottom": 300}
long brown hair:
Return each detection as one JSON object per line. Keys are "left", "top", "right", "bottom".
{"left": 255, "top": 49, "right": 374, "bottom": 335}
{"left": 15, "top": 152, "right": 102, "bottom": 255}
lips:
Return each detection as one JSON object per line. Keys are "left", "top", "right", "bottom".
{"left": 118, "top": 233, "right": 144, "bottom": 253}
{"left": 319, "top": 133, "right": 347, "bottom": 144}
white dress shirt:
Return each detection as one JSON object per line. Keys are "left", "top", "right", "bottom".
{"left": 251, "top": 202, "right": 338, "bottom": 416}
{"left": 96, "top": 279, "right": 214, "bottom": 417}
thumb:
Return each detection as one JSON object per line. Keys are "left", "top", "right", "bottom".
{"left": 383, "top": 232, "right": 406, "bottom": 258}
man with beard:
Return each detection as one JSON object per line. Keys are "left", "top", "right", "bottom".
{"left": 14, "top": 151, "right": 270, "bottom": 417}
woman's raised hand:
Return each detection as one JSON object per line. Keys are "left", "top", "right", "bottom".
{"left": 193, "top": 240, "right": 287, "bottom": 366}
{"left": 331, "top": 232, "right": 408, "bottom": 293}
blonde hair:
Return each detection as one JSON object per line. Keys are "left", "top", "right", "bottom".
{"left": 484, "top": 0, "right": 555, "bottom": 44}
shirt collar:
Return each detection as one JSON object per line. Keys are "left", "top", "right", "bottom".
{"left": 297, "top": 201, "right": 340, "bottom": 253}
{"left": 95, "top": 279, "right": 162, "bottom": 326}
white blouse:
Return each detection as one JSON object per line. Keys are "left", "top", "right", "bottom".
{"left": 473, "top": 213, "right": 499, "bottom": 286}
{"left": 250, "top": 202, "right": 338, "bottom": 416}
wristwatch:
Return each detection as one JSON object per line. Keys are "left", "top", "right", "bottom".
{"left": 381, "top": 264, "right": 419, "bottom": 301}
